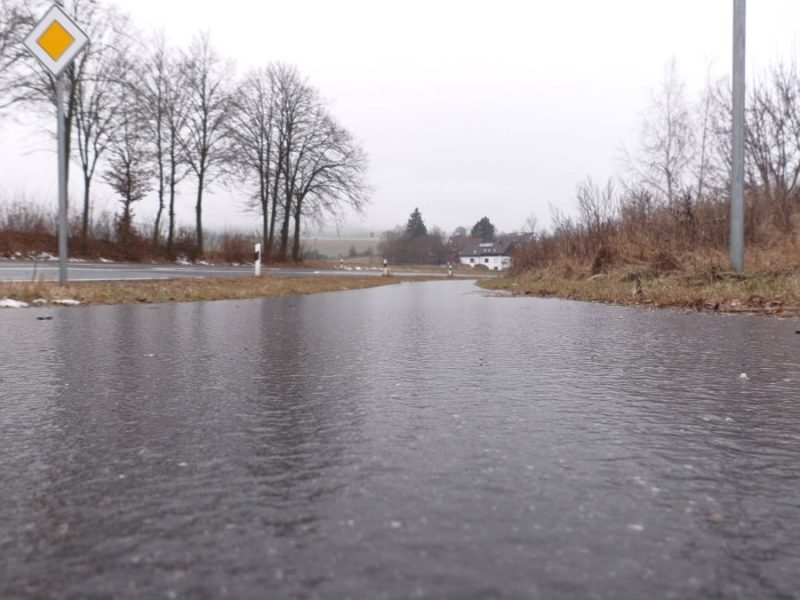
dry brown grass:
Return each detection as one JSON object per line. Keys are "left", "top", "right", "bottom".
{"left": 482, "top": 261, "right": 800, "bottom": 316}
{"left": 0, "top": 275, "right": 431, "bottom": 307}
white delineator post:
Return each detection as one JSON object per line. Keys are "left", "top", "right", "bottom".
{"left": 254, "top": 243, "right": 262, "bottom": 277}
{"left": 383, "top": 258, "right": 389, "bottom": 277}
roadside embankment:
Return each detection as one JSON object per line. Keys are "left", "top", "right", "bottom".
{"left": 480, "top": 267, "right": 800, "bottom": 317}
{"left": 0, "top": 275, "right": 432, "bottom": 307}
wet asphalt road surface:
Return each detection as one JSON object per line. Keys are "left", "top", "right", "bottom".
{"left": 1, "top": 280, "right": 799, "bottom": 599}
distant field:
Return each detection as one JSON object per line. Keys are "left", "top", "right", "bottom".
{"left": 303, "top": 237, "right": 380, "bottom": 258}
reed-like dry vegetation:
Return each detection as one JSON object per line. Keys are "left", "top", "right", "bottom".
{"left": 494, "top": 61, "right": 800, "bottom": 316}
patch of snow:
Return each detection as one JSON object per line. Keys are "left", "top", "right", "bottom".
{"left": 175, "top": 257, "right": 191, "bottom": 266}
{"left": 739, "top": 373, "right": 749, "bottom": 381}
{"left": 99, "top": 258, "right": 113, "bottom": 264}
{"left": 0, "top": 298, "right": 29, "bottom": 309}
{"left": 52, "top": 299, "right": 80, "bottom": 307}
{"left": 68, "top": 258, "right": 86, "bottom": 263}
{"left": 32, "top": 299, "right": 48, "bottom": 306}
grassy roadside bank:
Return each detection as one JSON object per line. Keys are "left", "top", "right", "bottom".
{"left": 0, "top": 275, "right": 433, "bottom": 307}
{"left": 479, "top": 268, "right": 800, "bottom": 317}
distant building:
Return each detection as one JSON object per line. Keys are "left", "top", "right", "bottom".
{"left": 457, "top": 239, "right": 515, "bottom": 271}
{"left": 447, "top": 236, "right": 481, "bottom": 262}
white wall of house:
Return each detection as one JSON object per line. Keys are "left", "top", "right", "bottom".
{"left": 459, "top": 255, "right": 512, "bottom": 271}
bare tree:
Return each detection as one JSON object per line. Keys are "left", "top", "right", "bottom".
{"left": 522, "top": 214, "right": 539, "bottom": 238}
{"left": 137, "top": 34, "right": 189, "bottom": 253}
{"left": 180, "top": 32, "right": 232, "bottom": 257}
{"left": 745, "top": 62, "right": 800, "bottom": 231}
{"left": 228, "top": 66, "right": 279, "bottom": 258}
{"left": 103, "top": 96, "right": 152, "bottom": 255}
{"left": 290, "top": 111, "right": 368, "bottom": 260}
{"left": 694, "top": 64, "right": 718, "bottom": 205}
{"left": 624, "top": 60, "right": 695, "bottom": 208}
{"left": 73, "top": 5, "right": 133, "bottom": 252}
{"left": 0, "top": 0, "right": 29, "bottom": 112}
{"left": 701, "top": 76, "right": 734, "bottom": 198}
{"left": 266, "top": 64, "right": 369, "bottom": 261}
{"left": 272, "top": 64, "right": 316, "bottom": 260}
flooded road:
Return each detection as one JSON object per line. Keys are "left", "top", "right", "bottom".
{"left": 1, "top": 280, "right": 799, "bottom": 599}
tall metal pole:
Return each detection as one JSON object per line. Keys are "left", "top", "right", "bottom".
{"left": 56, "top": 73, "right": 68, "bottom": 285}
{"left": 55, "top": 0, "right": 68, "bottom": 285}
{"left": 731, "top": 0, "right": 746, "bottom": 273}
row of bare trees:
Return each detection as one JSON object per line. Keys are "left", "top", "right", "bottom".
{"left": 0, "top": 0, "right": 368, "bottom": 260}
{"left": 516, "top": 59, "right": 800, "bottom": 274}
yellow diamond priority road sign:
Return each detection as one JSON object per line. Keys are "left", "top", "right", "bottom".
{"left": 24, "top": 5, "right": 89, "bottom": 77}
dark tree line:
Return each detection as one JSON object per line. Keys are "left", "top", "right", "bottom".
{"left": 470, "top": 216, "right": 495, "bottom": 242}
{"left": 0, "top": 0, "right": 368, "bottom": 260}
{"left": 378, "top": 208, "right": 447, "bottom": 264}
{"left": 378, "top": 211, "right": 502, "bottom": 264}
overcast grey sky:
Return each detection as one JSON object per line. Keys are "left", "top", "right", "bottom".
{"left": 2, "top": 0, "right": 800, "bottom": 235}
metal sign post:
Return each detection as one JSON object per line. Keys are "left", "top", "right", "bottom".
{"left": 56, "top": 74, "right": 67, "bottom": 285}
{"left": 23, "top": 3, "right": 89, "bottom": 285}
{"left": 731, "top": 0, "right": 746, "bottom": 273}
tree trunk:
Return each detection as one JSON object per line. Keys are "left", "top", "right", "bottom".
{"left": 167, "top": 140, "right": 178, "bottom": 258}
{"left": 167, "top": 178, "right": 177, "bottom": 259}
{"left": 81, "top": 174, "right": 91, "bottom": 254}
{"left": 279, "top": 193, "right": 292, "bottom": 261}
{"left": 154, "top": 201, "right": 164, "bottom": 248}
{"left": 291, "top": 195, "right": 303, "bottom": 261}
{"left": 153, "top": 161, "right": 165, "bottom": 248}
{"left": 153, "top": 120, "right": 165, "bottom": 248}
{"left": 259, "top": 172, "right": 268, "bottom": 260}
{"left": 195, "top": 170, "right": 205, "bottom": 258}
{"left": 267, "top": 170, "right": 281, "bottom": 259}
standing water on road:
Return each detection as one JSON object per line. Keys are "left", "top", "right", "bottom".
{"left": 1, "top": 280, "right": 799, "bottom": 599}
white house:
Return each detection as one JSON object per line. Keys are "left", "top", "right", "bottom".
{"left": 459, "top": 240, "right": 514, "bottom": 271}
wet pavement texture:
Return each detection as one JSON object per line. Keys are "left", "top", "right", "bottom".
{"left": 1, "top": 280, "right": 799, "bottom": 599}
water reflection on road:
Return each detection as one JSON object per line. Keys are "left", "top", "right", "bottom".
{"left": 1, "top": 280, "right": 799, "bottom": 599}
